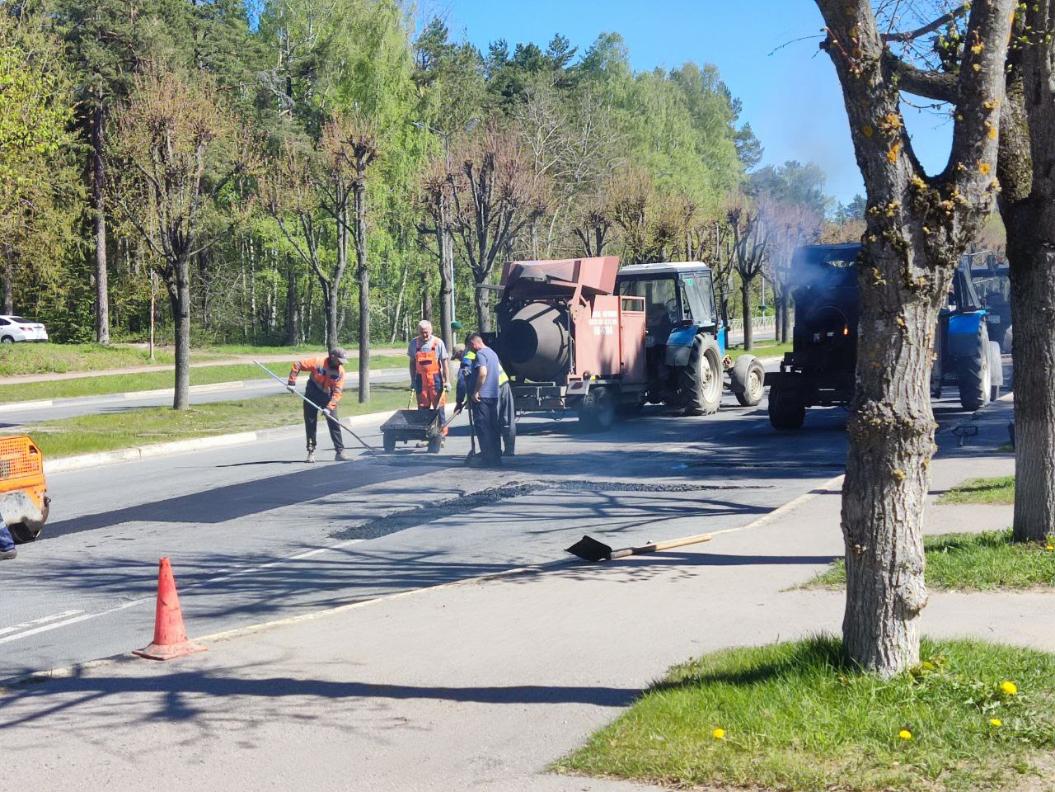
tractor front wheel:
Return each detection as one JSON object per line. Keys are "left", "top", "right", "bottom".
{"left": 683, "top": 336, "right": 722, "bottom": 415}
{"left": 730, "top": 355, "right": 766, "bottom": 407}
{"left": 768, "top": 385, "right": 805, "bottom": 430}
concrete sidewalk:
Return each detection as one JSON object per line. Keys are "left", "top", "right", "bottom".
{"left": 1, "top": 410, "right": 1036, "bottom": 791}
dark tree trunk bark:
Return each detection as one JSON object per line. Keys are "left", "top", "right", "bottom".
{"left": 817, "top": 0, "right": 1012, "bottom": 677}
{"left": 2, "top": 255, "right": 13, "bottom": 315}
{"left": 474, "top": 284, "right": 491, "bottom": 333}
{"left": 741, "top": 279, "right": 753, "bottom": 350}
{"left": 323, "top": 282, "right": 338, "bottom": 354}
{"left": 421, "top": 269, "right": 433, "bottom": 324}
{"left": 92, "top": 105, "right": 110, "bottom": 345}
{"left": 1005, "top": 212, "right": 1055, "bottom": 541}
{"left": 438, "top": 213, "right": 454, "bottom": 353}
{"left": 354, "top": 181, "right": 370, "bottom": 403}
{"left": 170, "top": 258, "right": 192, "bottom": 410}
{"left": 285, "top": 264, "right": 298, "bottom": 346}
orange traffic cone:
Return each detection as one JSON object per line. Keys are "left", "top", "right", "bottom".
{"left": 133, "top": 557, "right": 206, "bottom": 661}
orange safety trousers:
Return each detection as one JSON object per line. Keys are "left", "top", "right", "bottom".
{"left": 415, "top": 348, "right": 447, "bottom": 435}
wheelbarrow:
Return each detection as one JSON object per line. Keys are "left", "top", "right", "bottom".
{"left": 381, "top": 408, "right": 445, "bottom": 454}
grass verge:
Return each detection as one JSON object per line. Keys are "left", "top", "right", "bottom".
{"left": 938, "top": 476, "right": 1015, "bottom": 505}
{"left": 0, "top": 357, "right": 407, "bottom": 403}
{"left": 0, "top": 343, "right": 174, "bottom": 376}
{"left": 729, "top": 339, "right": 791, "bottom": 360}
{"left": 27, "top": 384, "right": 408, "bottom": 458}
{"left": 808, "top": 530, "right": 1055, "bottom": 591}
{"left": 557, "top": 636, "right": 1055, "bottom": 792}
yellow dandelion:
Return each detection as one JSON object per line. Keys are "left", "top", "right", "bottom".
{"left": 971, "top": 43, "right": 985, "bottom": 55}
{"left": 988, "top": 126, "right": 998, "bottom": 140}
{"left": 979, "top": 162, "right": 992, "bottom": 175}
{"left": 898, "top": 729, "right": 913, "bottom": 741}
{"left": 1045, "top": 544, "right": 1053, "bottom": 552}
{"left": 711, "top": 727, "right": 726, "bottom": 740}
{"left": 1000, "top": 680, "right": 1018, "bottom": 696}
{"left": 990, "top": 718, "right": 1003, "bottom": 727}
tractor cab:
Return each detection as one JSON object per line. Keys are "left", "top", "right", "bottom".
{"left": 615, "top": 262, "right": 764, "bottom": 413}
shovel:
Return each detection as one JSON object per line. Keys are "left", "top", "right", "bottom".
{"left": 566, "top": 531, "right": 713, "bottom": 562}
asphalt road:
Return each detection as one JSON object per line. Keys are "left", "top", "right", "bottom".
{"left": 0, "top": 381, "right": 994, "bottom": 683}
{"left": 0, "top": 368, "right": 409, "bottom": 427}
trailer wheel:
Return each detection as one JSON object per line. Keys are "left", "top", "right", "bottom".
{"left": 957, "top": 322, "right": 992, "bottom": 411}
{"left": 768, "top": 385, "right": 805, "bottom": 430}
{"left": 578, "top": 387, "right": 616, "bottom": 431}
{"left": 683, "top": 336, "right": 722, "bottom": 415}
{"left": 383, "top": 432, "right": 396, "bottom": 453}
{"left": 730, "top": 355, "right": 765, "bottom": 407}
{"left": 427, "top": 435, "right": 443, "bottom": 454}
{"left": 8, "top": 521, "right": 42, "bottom": 543}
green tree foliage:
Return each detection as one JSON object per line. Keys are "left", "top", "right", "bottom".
{"left": 1, "top": 2, "right": 772, "bottom": 356}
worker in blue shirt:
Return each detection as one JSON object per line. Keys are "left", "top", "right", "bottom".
{"left": 464, "top": 333, "right": 503, "bottom": 466}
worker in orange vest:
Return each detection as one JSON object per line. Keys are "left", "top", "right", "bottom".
{"left": 288, "top": 347, "right": 348, "bottom": 463}
{"left": 408, "top": 320, "right": 450, "bottom": 434}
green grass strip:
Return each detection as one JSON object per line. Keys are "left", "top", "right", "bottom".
{"left": 557, "top": 636, "right": 1055, "bottom": 792}
{"left": 728, "top": 339, "right": 791, "bottom": 360}
{"left": 26, "top": 384, "right": 410, "bottom": 458}
{"left": 808, "top": 529, "right": 1055, "bottom": 591}
{"left": 938, "top": 476, "right": 1015, "bottom": 505}
{"left": 0, "top": 356, "right": 408, "bottom": 403}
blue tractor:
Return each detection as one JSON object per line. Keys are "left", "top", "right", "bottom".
{"left": 765, "top": 243, "right": 1003, "bottom": 430}
{"left": 616, "top": 262, "right": 766, "bottom": 413}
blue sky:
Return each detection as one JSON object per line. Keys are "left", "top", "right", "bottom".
{"left": 419, "top": 0, "right": 954, "bottom": 205}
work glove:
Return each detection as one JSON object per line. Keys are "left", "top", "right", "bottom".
{"left": 286, "top": 382, "right": 296, "bottom": 393}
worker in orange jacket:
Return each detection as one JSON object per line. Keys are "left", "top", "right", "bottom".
{"left": 288, "top": 347, "right": 348, "bottom": 463}
{"left": 408, "top": 320, "right": 450, "bottom": 435}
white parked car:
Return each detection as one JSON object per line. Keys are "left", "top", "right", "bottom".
{"left": 0, "top": 315, "right": 48, "bottom": 343}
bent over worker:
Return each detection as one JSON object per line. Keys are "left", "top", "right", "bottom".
{"left": 288, "top": 347, "right": 348, "bottom": 463}
{"left": 408, "top": 320, "right": 450, "bottom": 434}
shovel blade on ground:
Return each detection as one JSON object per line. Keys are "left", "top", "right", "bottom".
{"left": 566, "top": 534, "right": 614, "bottom": 562}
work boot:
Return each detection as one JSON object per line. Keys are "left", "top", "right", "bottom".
{"left": 305, "top": 449, "right": 316, "bottom": 464}
{"left": 334, "top": 451, "right": 349, "bottom": 462}
{"left": 0, "top": 548, "right": 16, "bottom": 560}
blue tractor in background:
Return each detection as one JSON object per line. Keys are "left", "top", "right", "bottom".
{"left": 765, "top": 243, "right": 1004, "bottom": 430}
{"left": 617, "top": 262, "right": 767, "bottom": 413}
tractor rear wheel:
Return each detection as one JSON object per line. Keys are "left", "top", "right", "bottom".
{"left": 768, "top": 385, "right": 805, "bottom": 430}
{"left": 683, "top": 336, "right": 722, "bottom": 415}
{"left": 578, "top": 387, "right": 617, "bottom": 431}
{"left": 957, "top": 322, "right": 992, "bottom": 411}
{"left": 730, "top": 355, "right": 766, "bottom": 407}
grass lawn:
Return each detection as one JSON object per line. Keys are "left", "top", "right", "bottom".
{"left": 557, "top": 636, "right": 1055, "bottom": 792}
{"left": 808, "top": 530, "right": 1055, "bottom": 591}
{"left": 0, "top": 343, "right": 175, "bottom": 376}
{"left": 729, "top": 338, "right": 791, "bottom": 360}
{"left": 938, "top": 476, "right": 1015, "bottom": 505}
{"left": 0, "top": 342, "right": 409, "bottom": 377}
{"left": 27, "top": 384, "right": 408, "bottom": 458}
{"left": 0, "top": 356, "right": 408, "bottom": 403}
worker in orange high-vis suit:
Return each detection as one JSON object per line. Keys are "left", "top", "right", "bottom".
{"left": 408, "top": 320, "right": 450, "bottom": 435}
{"left": 288, "top": 347, "right": 348, "bottom": 463}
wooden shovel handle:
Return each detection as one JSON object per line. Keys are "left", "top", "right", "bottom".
{"left": 609, "top": 532, "right": 714, "bottom": 559}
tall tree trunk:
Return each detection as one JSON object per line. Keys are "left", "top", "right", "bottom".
{"left": 438, "top": 210, "right": 453, "bottom": 352}
{"left": 323, "top": 282, "right": 338, "bottom": 352}
{"left": 1006, "top": 215, "right": 1055, "bottom": 541}
{"left": 92, "top": 105, "right": 110, "bottom": 345}
{"left": 2, "top": 254, "right": 13, "bottom": 314}
{"left": 285, "top": 264, "right": 298, "bottom": 346}
{"left": 170, "top": 258, "right": 192, "bottom": 410}
{"left": 741, "top": 279, "right": 753, "bottom": 350}
{"left": 474, "top": 283, "right": 491, "bottom": 332}
{"left": 421, "top": 269, "right": 433, "bottom": 323}
{"left": 841, "top": 249, "right": 947, "bottom": 675}
{"left": 354, "top": 181, "right": 370, "bottom": 403}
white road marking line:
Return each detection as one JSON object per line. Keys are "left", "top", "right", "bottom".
{"left": 0, "top": 610, "right": 83, "bottom": 638}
